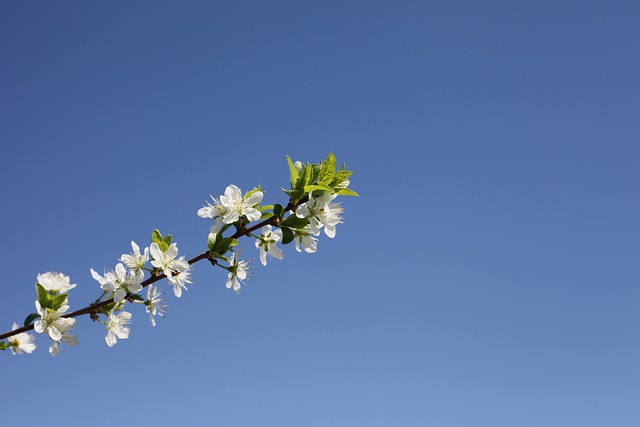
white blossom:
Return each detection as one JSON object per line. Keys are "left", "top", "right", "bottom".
{"left": 255, "top": 225, "right": 284, "bottom": 266}
{"left": 91, "top": 263, "right": 143, "bottom": 303}
{"left": 167, "top": 265, "right": 192, "bottom": 298}
{"left": 293, "top": 227, "right": 318, "bottom": 253}
{"left": 34, "top": 301, "right": 75, "bottom": 342}
{"left": 120, "top": 241, "right": 149, "bottom": 273}
{"left": 90, "top": 268, "right": 117, "bottom": 291}
{"left": 8, "top": 323, "right": 36, "bottom": 355}
{"left": 150, "top": 242, "right": 191, "bottom": 297}
{"left": 226, "top": 250, "right": 251, "bottom": 294}
{"left": 33, "top": 302, "right": 77, "bottom": 356}
{"left": 145, "top": 285, "right": 167, "bottom": 327}
{"left": 105, "top": 310, "right": 132, "bottom": 347}
{"left": 197, "top": 195, "right": 228, "bottom": 231}
{"left": 37, "top": 272, "right": 76, "bottom": 293}
{"left": 295, "top": 192, "right": 343, "bottom": 238}
{"left": 48, "top": 318, "right": 77, "bottom": 356}
{"left": 199, "top": 185, "right": 263, "bottom": 226}
{"left": 150, "top": 243, "right": 183, "bottom": 276}
{"left": 219, "top": 184, "right": 263, "bottom": 224}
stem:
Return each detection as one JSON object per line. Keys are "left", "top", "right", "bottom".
{"left": 0, "top": 199, "right": 300, "bottom": 342}
{"left": 0, "top": 251, "right": 208, "bottom": 341}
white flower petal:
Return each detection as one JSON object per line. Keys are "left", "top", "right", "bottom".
{"left": 47, "top": 325, "right": 62, "bottom": 341}
{"left": 149, "top": 243, "right": 163, "bottom": 260}
{"left": 268, "top": 245, "right": 284, "bottom": 260}
{"left": 245, "top": 191, "right": 264, "bottom": 206}
{"left": 49, "top": 341, "right": 60, "bottom": 356}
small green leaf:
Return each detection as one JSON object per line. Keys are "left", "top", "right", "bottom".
{"left": 211, "top": 237, "right": 237, "bottom": 256}
{"left": 298, "top": 162, "right": 313, "bottom": 191}
{"left": 35, "top": 283, "right": 49, "bottom": 308}
{"left": 259, "top": 204, "right": 274, "bottom": 212}
{"left": 260, "top": 212, "right": 274, "bottom": 220}
{"left": 310, "top": 163, "right": 322, "bottom": 185}
{"left": 207, "top": 233, "right": 217, "bottom": 252}
{"left": 281, "top": 215, "right": 309, "bottom": 229}
{"left": 128, "top": 294, "right": 145, "bottom": 302}
{"left": 304, "top": 184, "right": 334, "bottom": 194}
{"left": 318, "top": 152, "right": 337, "bottom": 185}
{"left": 281, "top": 227, "right": 294, "bottom": 245}
{"left": 101, "top": 301, "right": 119, "bottom": 315}
{"left": 23, "top": 313, "right": 40, "bottom": 327}
{"left": 335, "top": 188, "right": 359, "bottom": 196}
{"left": 51, "top": 293, "right": 68, "bottom": 311}
{"left": 0, "top": 341, "right": 8, "bottom": 351}
{"left": 152, "top": 229, "right": 164, "bottom": 245}
{"left": 208, "top": 251, "right": 229, "bottom": 261}
{"left": 163, "top": 233, "right": 172, "bottom": 246}
{"left": 331, "top": 170, "right": 353, "bottom": 187}
{"left": 282, "top": 188, "right": 301, "bottom": 200}
{"left": 286, "top": 156, "right": 299, "bottom": 189}
{"left": 273, "top": 204, "right": 284, "bottom": 220}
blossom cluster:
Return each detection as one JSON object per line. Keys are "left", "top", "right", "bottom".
{"left": 33, "top": 272, "right": 78, "bottom": 355}
{"left": 89, "top": 234, "right": 186, "bottom": 347}
{"left": 199, "top": 153, "right": 352, "bottom": 295}
{"left": 0, "top": 152, "right": 356, "bottom": 356}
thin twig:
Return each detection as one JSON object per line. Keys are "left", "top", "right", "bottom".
{"left": 0, "top": 200, "right": 298, "bottom": 342}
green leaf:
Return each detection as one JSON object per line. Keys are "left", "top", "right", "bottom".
{"left": 207, "top": 232, "right": 217, "bottom": 252}
{"left": 286, "top": 155, "right": 299, "bottom": 189}
{"left": 318, "top": 152, "right": 337, "bottom": 185}
{"left": 299, "top": 162, "right": 313, "bottom": 191}
{"left": 208, "top": 232, "right": 222, "bottom": 252}
{"left": 23, "top": 313, "right": 40, "bottom": 327}
{"left": 282, "top": 188, "right": 301, "bottom": 200}
{"left": 260, "top": 212, "right": 274, "bottom": 220}
{"left": 330, "top": 170, "right": 353, "bottom": 187}
{"left": 273, "top": 204, "right": 284, "bottom": 220}
{"left": 51, "top": 293, "right": 68, "bottom": 311}
{"left": 258, "top": 204, "right": 274, "bottom": 212}
{"left": 152, "top": 229, "right": 172, "bottom": 251}
{"left": 310, "top": 163, "right": 322, "bottom": 185}
{"left": 128, "top": 294, "right": 145, "bottom": 302}
{"left": 210, "top": 237, "right": 237, "bottom": 257}
{"left": 0, "top": 341, "right": 8, "bottom": 351}
{"left": 335, "top": 188, "right": 359, "bottom": 196}
{"left": 35, "top": 283, "right": 49, "bottom": 308}
{"left": 151, "top": 229, "right": 164, "bottom": 245}
{"left": 281, "top": 227, "right": 294, "bottom": 245}
{"left": 101, "top": 301, "right": 119, "bottom": 315}
{"left": 208, "top": 251, "right": 230, "bottom": 262}
{"left": 281, "top": 215, "right": 309, "bottom": 229}
{"left": 304, "top": 184, "right": 334, "bottom": 194}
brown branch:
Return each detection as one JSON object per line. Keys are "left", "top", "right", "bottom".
{"left": 0, "top": 199, "right": 301, "bottom": 343}
{"left": 0, "top": 250, "right": 211, "bottom": 341}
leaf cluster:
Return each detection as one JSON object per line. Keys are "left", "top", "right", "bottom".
{"left": 208, "top": 232, "right": 237, "bottom": 261}
{"left": 36, "top": 284, "right": 68, "bottom": 312}
{"left": 270, "top": 203, "right": 310, "bottom": 245}
{"left": 152, "top": 229, "right": 173, "bottom": 252}
{"left": 283, "top": 152, "right": 358, "bottom": 201}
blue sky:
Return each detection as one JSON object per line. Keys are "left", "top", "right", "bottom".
{"left": 1, "top": 1, "right": 638, "bottom": 426}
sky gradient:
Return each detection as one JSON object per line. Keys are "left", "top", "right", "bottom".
{"left": 1, "top": 1, "right": 639, "bottom": 426}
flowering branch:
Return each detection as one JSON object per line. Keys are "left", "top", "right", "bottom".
{"left": 0, "top": 152, "right": 357, "bottom": 356}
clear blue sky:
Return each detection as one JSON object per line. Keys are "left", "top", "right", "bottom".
{"left": 1, "top": 1, "right": 638, "bottom": 426}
